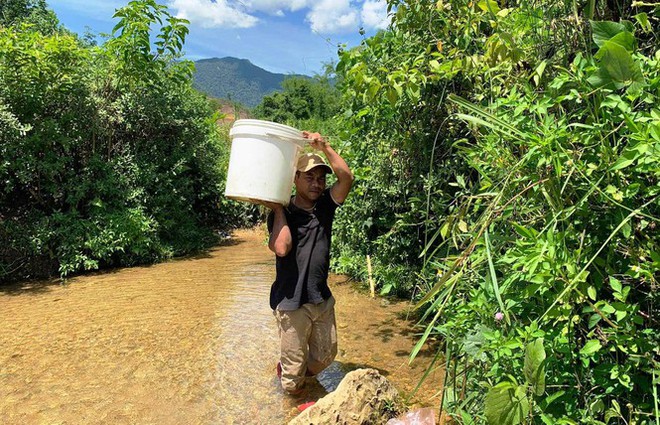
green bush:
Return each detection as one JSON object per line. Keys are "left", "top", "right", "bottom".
{"left": 0, "top": 1, "right": 256, "bottom": 282}
{"left": 333, "top": 0, "right": 659, "bottom": 423}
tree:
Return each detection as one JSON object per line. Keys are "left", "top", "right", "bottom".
{"left": 254, "top": 76, "right": 340, "bottom": 123}
{"left": 0, "top": 0, "right": 60, "bottom": 34}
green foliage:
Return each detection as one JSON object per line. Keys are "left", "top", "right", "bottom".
{"left": 104, "top": 0, "right": 192, "bottom": 90}
{"left": 484, "top": 382, "right": 529, "bottom": 425}
{"left": 588, "top": 20, "right": 645, "bottom": 93}
{"left": 254, "top": 75, "right": 340, "bottom": 123}
{"left": 523, "top": 338, "right": 545, "bottom": 397}
{"left": 332, "top": 0, "right": 659, "bottom": 423}
{"left": 484, "top": 338, "right": 546, "bottom": 425}
{"left": 0, "top": 0, "right": 255, "bottom": 282}
{"left": 0, "top": 0, "right": 60, "bottom": 34}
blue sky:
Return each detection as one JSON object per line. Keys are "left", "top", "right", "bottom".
{"left": 48, "top": 0, "right": 391, "bottom": 75}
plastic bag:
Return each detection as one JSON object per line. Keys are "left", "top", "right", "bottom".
{"left": 386, "top": 407, "right": 437, "bottom": 425}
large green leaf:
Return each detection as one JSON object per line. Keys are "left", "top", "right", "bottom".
{"left": 580, "top": 339, "right": 602, "bottom": 356}
{"left": 523, "top": 338, "right": 546, "bottom": 396}
{"left": 634, "top": 12, "right": 652, "bottom": 32}
{"left": 485, "top": 382, "right": 530, "bottom": 425}
{"left": 478, "top": 0, "right": 500, "bottom": 14}
{"left": 590, "top": 20, "right": 627, "bottom": 47}
{"left": 589, "top": 40, "right": 645, "bottom": 91}
{"left": 587, "top": 67, "right": 615, "bottom": 89}
{"left": 604, "top": 31, "right": 636, "bottom": 53}
{"left": 610, "top": 148, "right": 641, "bottom": 170}
{"left": 601, "top": 41, "right": 642, "bottom": 83}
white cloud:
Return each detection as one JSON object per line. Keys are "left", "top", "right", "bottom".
{"left": 243, "top": 0, "right": 310, "bottom": 13}
{"left": 306, "top": 0, "right": 358, "bottom": 34}
{"left": 361, "top": 0, "right": 389, "bottom": 30}
{"left": 169, "top": 0, "right": 259, "bottom": 29}
{"left": 167, "top": 0, "right": 386, "bottom": 35}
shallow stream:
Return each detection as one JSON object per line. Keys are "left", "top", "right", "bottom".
{"left": 1, "top": 228, "right": 441, "bottom": 424}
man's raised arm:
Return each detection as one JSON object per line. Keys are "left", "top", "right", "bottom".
{"left": 302, "top": 131, "right": 353, "bottom": 204}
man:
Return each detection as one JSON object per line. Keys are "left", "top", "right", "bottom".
{"left": 262, "top": 131, "right": 353, "bottom": 395}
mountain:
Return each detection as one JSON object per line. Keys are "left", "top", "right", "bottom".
{"left": 192, "top": 57, "right": 305, "bottom": 108}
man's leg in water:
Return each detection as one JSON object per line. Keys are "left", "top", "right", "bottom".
{"left": 307, "top": 297, "right": 337, "bottom": 375}
{"left": 275, "top": 306, "right": 312, "bottom": 394}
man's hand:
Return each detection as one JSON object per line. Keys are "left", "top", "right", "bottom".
{"left": 302, "top": 131, "right": 328, "bottom": 150}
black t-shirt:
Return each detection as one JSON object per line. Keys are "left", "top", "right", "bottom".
{"left": 267, "top": 189, "right": 340, "bottom": 311}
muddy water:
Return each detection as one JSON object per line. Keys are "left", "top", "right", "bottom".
{"left": 0, "top": 229, "right": 442, "bottom": 424}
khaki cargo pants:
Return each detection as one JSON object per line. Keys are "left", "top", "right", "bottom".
{"left": 274, "top": 296, "right": 337, "bottom": 393}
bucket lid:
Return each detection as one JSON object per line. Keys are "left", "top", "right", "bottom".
{"left": 231, "top": 119, "right": 301, "bottom": 138}
{"left": 230, "top": 119, "right": 306, "bottom": 146}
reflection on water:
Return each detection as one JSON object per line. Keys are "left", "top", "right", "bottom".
{"left": 1, "top": 229, "right": 441, "bottom": 425}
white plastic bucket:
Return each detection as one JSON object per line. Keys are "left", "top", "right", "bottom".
{"left": 224, "top": 119, "right": 307, "bottom": 205}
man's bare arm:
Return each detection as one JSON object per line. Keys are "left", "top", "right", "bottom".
{"left": 303, "top": 132, "right": 353, "bottom": 204}
{"left": 263, "top": 202, "right": 292, "bottom": 257}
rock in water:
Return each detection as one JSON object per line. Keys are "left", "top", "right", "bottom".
{"left": 289, "top": 368, "right": 402, "bottom": 425}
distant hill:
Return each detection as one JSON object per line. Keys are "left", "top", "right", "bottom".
{"left": 192, "top": 57, "right": 306, "bottom": 108}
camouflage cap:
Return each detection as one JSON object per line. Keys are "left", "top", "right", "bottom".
{"left": 296, "top": 153, "right": 332, "bottom": 174}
